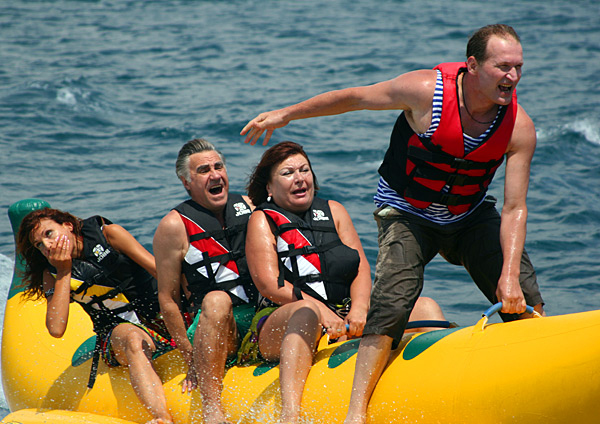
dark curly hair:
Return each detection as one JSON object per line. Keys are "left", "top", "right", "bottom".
{"left": 246, "top": 141, "right": 319, "bottom": 206}
{"left": 16, "top": 208, "right": 82, "bottom": 299}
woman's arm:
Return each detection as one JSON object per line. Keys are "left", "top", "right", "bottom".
{"left": 246, "top": 211, "right": 295, "bottom": 304}
{"left": 329, "top": 200, "right": 371, "bottom": 337}
{"left": 102, "top": 222, "right": 157, "bottom": 278}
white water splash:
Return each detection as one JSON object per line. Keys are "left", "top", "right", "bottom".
{"left": 566, "top": 118, "right": 600, "bottom": 145}
{"left": 0, "top": 253, "right": 14, "bottom": 412}
{"left": 56, "top": 87, "right": 77, "bottom": 105}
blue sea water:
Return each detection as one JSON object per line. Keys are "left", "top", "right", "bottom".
{"left": 1, "top": 0, "right": 599, "bottom": 419}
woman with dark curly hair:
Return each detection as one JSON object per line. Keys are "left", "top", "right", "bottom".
{"left": 17, "top": 207, "right": 173, "bottom": 424}
{"left": 240, "top": 141, "right": 445, "bottom": 424}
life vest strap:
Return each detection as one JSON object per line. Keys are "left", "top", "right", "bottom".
{"left": 187, "top": 249, "right": 244, "bottom": 270}
{"left": 277, "top": 239, "right": 343, "bottom": 259}
{"left": 411, "top": 161, "right": 492, "bottom": 186}
{"left": 188, "top": 223, "right": 247, "bottom": 243}
{"left": 404, "top": 182, "right": 484, "bottom": 206}
{"left": 293, "top": 273, "right": 324, "bottom": 285}
{"left": 276, "top": 222, "right": 337, "bottom": 237}
{"left": 181, "top": 255, "right": 252, "bottom": 307}
{"left": 186, "top": 278, "right": 247, "bottom": 294}
{"left": 408, "top": 145, "right": 502, "bottom": 171}
{"left": 74, "top": 274, "right": 137, "bottom": 330}
{"left": 87, "top": 337, "right": 101, "bottom": 389}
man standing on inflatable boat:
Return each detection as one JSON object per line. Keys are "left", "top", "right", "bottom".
{"left": 241, "top": 24, "right": 546, "bottom": 423}
{"left": 153, "top": 139, "right": 257, "bottom": 424}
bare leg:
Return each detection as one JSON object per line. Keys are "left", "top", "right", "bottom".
{"left": 408, "top": 297, "right": 445, "bottom": 321}
{"left": 405, "top": 296, "right": 447, "bottom": 333}
{"left": 110, "top": 324, "right": 173, "bottom": 424}
{"left": 259, "top": 300, "right": 322, "bottom": 424}
{"left": 194, "top": 291, "right": 238, "bottom": 424}
{"left": 343, "top": 334, "right": 393, "bottom": 424}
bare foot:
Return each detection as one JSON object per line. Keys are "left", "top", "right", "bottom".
{"left": 343, "top": 413, "right": 366, "bottom": 424}
{"left": 145, "top": 418, "right": 173, "bottom": 424}
{"left": 203, "top": 409, "right": 231, "bottom": 424}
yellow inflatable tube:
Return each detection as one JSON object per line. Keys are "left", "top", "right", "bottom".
{"left": 3, "top": 199, "right": 600, "bottom": 423}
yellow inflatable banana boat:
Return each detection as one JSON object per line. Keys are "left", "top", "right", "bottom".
{"left": 3, "top": 199, "right": 600, "bottom": 423}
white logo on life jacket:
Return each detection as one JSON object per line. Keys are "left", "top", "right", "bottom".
{"left": 312, "top": 209, "right": 329, "bottom": 221}
{"left": 92, "top": 244, "right": 110, "bottom": 262}
{"left": 234, "top": 202, "right": 251, "bottom": 216}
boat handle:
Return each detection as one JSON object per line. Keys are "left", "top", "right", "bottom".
{"left": 483, "top": 302, "right": 534, "bottom": 318}
{"left": 475, "top": 302, "right": 542, "bottom": 332}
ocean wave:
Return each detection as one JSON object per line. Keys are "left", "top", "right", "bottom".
{"left": 1, "top": 0, "right": 600, "bottom": 414}
{"left": 565, "top": 118, "right": 600, "bottom": 145}
{"left": 0, "top": 253, "right": 14, "bottom": 411}
{"left": 56, "top": 87, "right": 78, "bottom": 106}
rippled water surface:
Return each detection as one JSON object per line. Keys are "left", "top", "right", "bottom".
{"left": 1, "top": 0, "right": 599, "bottom": 417}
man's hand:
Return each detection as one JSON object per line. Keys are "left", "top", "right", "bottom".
{"left": 495, "top": 276, "right": 527, "bottom": 314}
{"left": 181, "top": 350, "right": 197, "bottom": 393}
{"left": 241, "top": 110, "right": 289, "bottom": 146}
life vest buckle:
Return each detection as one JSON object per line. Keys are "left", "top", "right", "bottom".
{"left": 451, "top": 157, "right": 469, "bottom": 170}
{"left": 446, "top": 173, "right": 467, "bottom": 186}
{"left": 438, "top": 193, "right": 463, "bottom": 206}
{"left": 438, "top": 193, "right": 451, "bottom": 205}
{"left": 300, "top": 245, "right": 318, "bottom": 255}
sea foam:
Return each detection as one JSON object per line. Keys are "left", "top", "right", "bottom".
{"left": 566, "top": 118, "right": 600, "bottom": 145}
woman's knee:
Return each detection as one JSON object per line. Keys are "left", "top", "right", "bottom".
{"left": 263, "top": 300, "right": 321, "bottom": 337}
{"left": 410, "top": 296, "right": 446, "bottom": 321}
{"left": 285, "top": 300, "right": 321, "bottom": 325}
{"left": 259, "top": 301, "right": 322, "bottom": 359}
{"left": 112, "top": 325, "right": 155, "bottom": 360}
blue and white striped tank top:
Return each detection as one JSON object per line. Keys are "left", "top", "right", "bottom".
{"left": 373, "top": 70, "right": 502, "bottom": 225}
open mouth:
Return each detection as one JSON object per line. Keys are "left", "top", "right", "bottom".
{"left": 292, "top": 188, "right": 307, "bottom": 196}
{"left": 209, "top": 184, "right": 223, "bottom": 195}
{"left": 499, "top": 83, "right": 512, "bottom": 93}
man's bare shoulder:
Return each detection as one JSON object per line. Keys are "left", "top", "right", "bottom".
{"left": 389, "top": 69, "right": 438, "bottom": 95}
{"left": 158, "top": 209, "right": 183, "bottom": 228}
{"left": 508, "top": 103, "right": 536, "bottom": 153}
{"left": 515, "top": 103, "right": 534, "bottom": 128}
{"left": 153, "top": 209, "right": 188, "bottom": 261}
{"left": 381, "top": 69, "right": 438, "bottom": 113}
{"left": 155, "top": 209, "right": 186, "bottom": 242}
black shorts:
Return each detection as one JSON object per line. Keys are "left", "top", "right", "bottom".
{"left": 364, "top": 199, "right": 544, "bottom": 344}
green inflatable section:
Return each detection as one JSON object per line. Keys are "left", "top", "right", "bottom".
{"left": 7, "top": 198, "right": 51, "bottom": 299}
{"left": 402, "top": 327, "right": 462, "bottom": 360}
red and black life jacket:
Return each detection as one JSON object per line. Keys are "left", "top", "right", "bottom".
{"left": 174, "top": 195, "right": 257, "bottom": 312}
{"left": 378, "top": 62, "right": 518, "bottom": 215}
{"left": 257, "top": 197, "right": 359, "bottom": 311}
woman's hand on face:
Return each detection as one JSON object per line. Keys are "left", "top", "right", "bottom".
{"left": 48, "top": 235, "right": 72, "bottom": 272}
